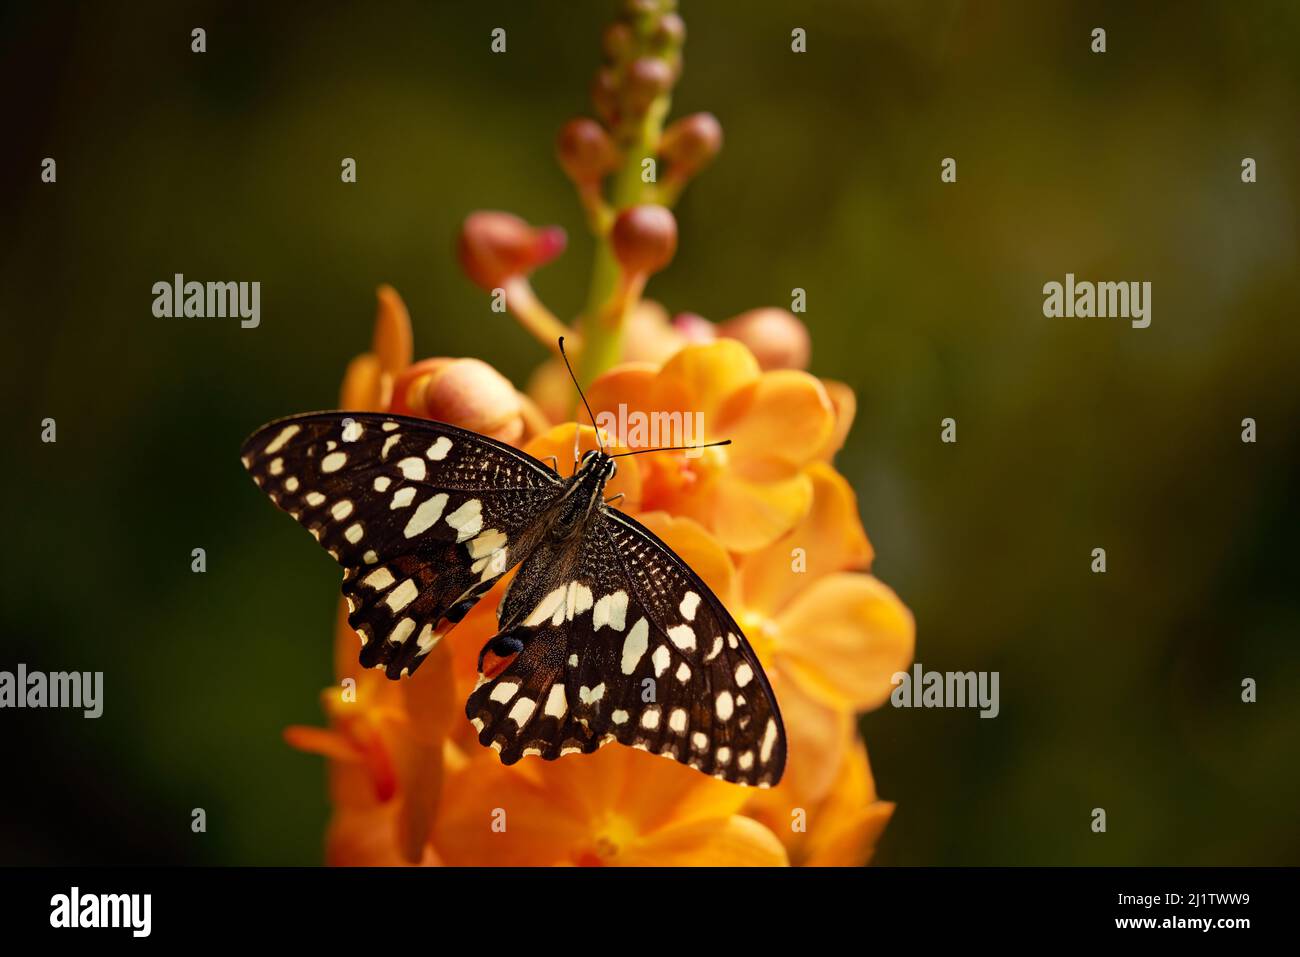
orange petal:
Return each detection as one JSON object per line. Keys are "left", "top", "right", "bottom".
{"left": 401, "top": 638, "right": 460, "bottom": 745}
{"left": 803, "top": 801, "right": 894, "bottom": 866}
{"left": 531, "top": 744, "right": 749, "bottom": 837}
{"left": 372, "top": 284, "right": 413, "bottom": 375}
{"left": 584, "top": 362, "right": 660, "bottom": 419}
{"left": 434, "top": 757, "right": 589, "bottom": 866}
{"left": 326, "top": 801, "right": 442, "bottom": 866}
{"left": 283, "top": 725, "right": 359, "bottom": 764}
{"left": 338, "top": 352, "right": 386, "bottom": 411}
{"left": 776, "top": 574, "right": 915, "bottom": 711}
{"left": 397, "top": 639, "right": 465, "bottom": 858}
{"left": 684, "top": 465, "right": 811, "bottom": 555}
{"left": 816, "top": 379, "right": 856, "bottom": 461}
{"left": 620, "top": 815, "right": 788, "bottom": 867}
{"left": 738, "top": 462, "right": 873, "bottom": 615}
{"left": 393, "top": 735, "right": 443, "bottom": 864}
{"left": 715, "top": 370, "right": 834, "bottom": 467}
{"left": 659, "top": 340, "right": 759, "bottom": 419}
{"left": 802, "top": 742, "right": 892, "bottom": 866}
{"left": 766, "top": 673, "right": 852, "bottom": 806}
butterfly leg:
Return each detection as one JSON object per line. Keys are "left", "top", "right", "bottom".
{"left": 604, "top": 492, "right": 625, "bottom": 506}
{"left": 542, "top": 455, "right": 560, "bottom": 475}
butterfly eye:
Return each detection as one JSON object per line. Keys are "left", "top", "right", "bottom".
{"left": 580, "top": 449, "right": 599, "bottom": 466}
{"left": 606, "top": 459, "right": 617, "bottom": 479}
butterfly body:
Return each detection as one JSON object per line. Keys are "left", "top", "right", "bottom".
{"left": 242, "top": 410, "right": 786, "bottom": 786}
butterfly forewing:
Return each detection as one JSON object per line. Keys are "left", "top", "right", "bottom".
{"left": 241, "top": 412, "right": 562, "bottom": 677}
{"left": 465, "top": 508, "right": 787, "bottom": 786}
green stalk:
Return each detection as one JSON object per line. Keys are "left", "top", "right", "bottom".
{"left": 576, "top": 82, "right": 673, "bottom": 385}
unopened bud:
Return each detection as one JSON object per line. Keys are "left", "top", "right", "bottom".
{"left": 623, "top": 300, "right": 687, "bottom": 363}
{"left": 556, "top": 118, "right": 619, "bottom": 185}
{"left": 611, "top": 205, "right": 677, "bottom": 277}
{"left": 717, "top": 308, "right": 811, "bottom": 370}
{"left": 392, "top": 357, "right": 524, "bottom": 443}
{"left": 625, "top": 57, "right": 673, "bottom": 113}
{"left": 602, "top": 22, "right": 635, "bottom": 62}
{"left": 458, "top": 212, "right": 566, "bottom": 291}
{"left": 591, "top": 69, "right": 620, "bottom": 125}
{"left": 661, "top": 112, "right": 722, "bottom": 179}
{"left": 672, "top": 311, "right": 717, "bottom": 344}
{"left": 623, "top": 0, "right": 660, "bottom": 17}
{"left": 653, "top": 13, "right": 686, "bottom": 50}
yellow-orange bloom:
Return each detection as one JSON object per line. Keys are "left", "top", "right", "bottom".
{"left": 584, "top": 340, "right": 836, "bottom": 553}
{"left": 288, "top": 287, "right": 909, "bottom": 868}
{"left": 434, "top": 744, "right": 787, "bottom": 866}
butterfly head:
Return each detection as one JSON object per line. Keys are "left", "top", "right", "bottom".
{"left": 578, "top": 447, "right": 617, "bottom": 483}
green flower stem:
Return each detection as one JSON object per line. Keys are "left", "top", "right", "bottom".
{"left": 576, "top": 99, "right": 671, "bottom": 386}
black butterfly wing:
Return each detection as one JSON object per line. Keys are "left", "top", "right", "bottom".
{"left": 465, "top": 507, "right": 787, "bottom": 787}
{"left": 241, "top": 411, "right": 563, "bottom": 678}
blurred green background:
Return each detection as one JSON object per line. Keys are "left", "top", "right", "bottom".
{"left": 3, "top": 0, "right": 1298, "bottom": 865}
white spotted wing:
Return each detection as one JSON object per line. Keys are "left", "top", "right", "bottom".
{"left": 465, "top": 509, "right": 786, "bottom": 786}
{"left": 243, "top": 411, "right": 786, "bottom": 785}
{"left": 241, "top": 412, "right": 562, "bottom": 678}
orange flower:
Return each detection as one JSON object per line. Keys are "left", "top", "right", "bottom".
{"left": 434, "top": 742, "right": 787, "bottom": 866}
{"left": 584, "top": 340, "right": 836, "bottom": 553}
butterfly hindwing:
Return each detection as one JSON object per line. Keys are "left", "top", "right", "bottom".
{"left": 466, "top": 508, "right": 787, "bottom": 786}
{"left": 241, "top": 412, "right": 563, "bottom": 677}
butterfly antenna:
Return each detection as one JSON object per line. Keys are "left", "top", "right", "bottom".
{"left": 559, "top": 336, "right": 604, "bottom": 454}
{"left": 610, "top": 439, "right": 732, "bottom": 458}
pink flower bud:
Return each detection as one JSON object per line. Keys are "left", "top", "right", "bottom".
{"left": 717, "top": 308, "right": 812, "bottom": 370}
{"left": 556, "top": 118, "right": 619, "bottom": 185}
{"left": 392, "top": 357, "right": 524, "bottom": 444}
{"left": 611, "top": 204, "right": 677, "bottom": 277}
{"left": 623, "top": 300, "right": 687, "bottom": 363}
{"left": 625, "top": 57, "right": 674, "bottom": 112}
{"left": 661, "top": 112, "right": 722, "bottom": 178}
{"left": 458, "top": 212, "right": 566, "bottom": 291}
{"left": 672, "top": 311, "right": 718, "bottom": 344}
{"left": 591, "top": 69, "right": 620, "bottom": 125}
{"left": 654, "top": 13, "right": 686, "bottom": 49}
{"left": 602, "top": 22, "right": 634, "bottom": 61}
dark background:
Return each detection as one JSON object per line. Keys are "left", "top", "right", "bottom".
{"left": 2, "top": 0, "right": 1297, "bottom": 865}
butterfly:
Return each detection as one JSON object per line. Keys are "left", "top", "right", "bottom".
{"left": 240, "top": 340, "right": 786, "bottom": 786}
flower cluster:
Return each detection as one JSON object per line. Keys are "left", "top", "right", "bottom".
{"left": 285, "top": 0, "right": 913, "bottom": 866}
